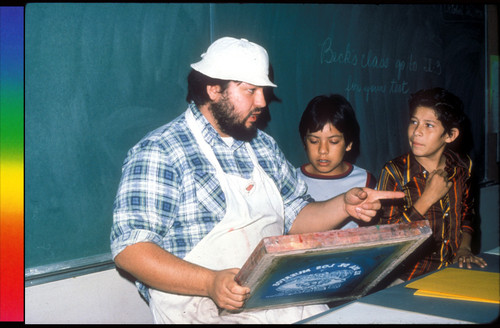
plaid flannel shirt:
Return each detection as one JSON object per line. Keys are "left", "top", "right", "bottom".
{"left": 110, "top": 103, "right": 312, "bottom": 300}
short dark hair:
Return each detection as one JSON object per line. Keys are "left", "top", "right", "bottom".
{"left": 299, "top": 94, "right": 360, "bottom": 162}
{"left": 408, "top": 87, "right": 465, "bottom": 136}
{"left": 186, "top": 69, "right": 231, "bottom": 107}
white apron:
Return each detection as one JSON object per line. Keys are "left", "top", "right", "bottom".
{"left": 148, "top": 109, "right": 328, "bottom": 323}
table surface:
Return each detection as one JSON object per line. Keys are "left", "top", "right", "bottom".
{"left": 299, "top": 252, "right": 500, "bottom": 324}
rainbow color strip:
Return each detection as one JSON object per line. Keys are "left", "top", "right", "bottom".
{"left": 0, "top": 6, "right": 24, "bottom": 322}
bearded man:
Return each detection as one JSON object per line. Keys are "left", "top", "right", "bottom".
{"left": 110, "top": 37, "right": 404, "bottom": 324}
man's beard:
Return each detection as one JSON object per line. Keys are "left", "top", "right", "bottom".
{"left": 209, "top": 96, "right": 260, "bottom": 142}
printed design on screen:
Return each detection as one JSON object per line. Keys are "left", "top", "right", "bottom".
{"left": 267, "top": 262, "right": 362, "bottom": 297}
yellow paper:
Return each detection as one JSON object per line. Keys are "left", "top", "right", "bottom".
{"left": 414, "top": 290, "right": 499, "bottom": 304}
{"left": 406, "top": 268, "right": 500, "bottom": 304}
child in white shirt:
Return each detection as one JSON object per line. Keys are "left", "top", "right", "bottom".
{"left": 297, "top": 94, "right": 376, "bottom": 229}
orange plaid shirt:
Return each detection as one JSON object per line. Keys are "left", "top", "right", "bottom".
{"left": 376, "top": 149, "right": 475, "bottom": 281}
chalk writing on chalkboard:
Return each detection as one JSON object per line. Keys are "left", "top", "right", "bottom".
{"left": 320, "top": 37, "right": 443, "bottom": 102}
{"left": 442, "top": 4, "right": 484, "bottom": 22}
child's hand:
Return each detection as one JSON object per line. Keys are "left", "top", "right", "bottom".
{"left": 422, "top": 169, "right": 452, "bottom": 203}
{"left": 453, "top": 248, "right": 487, "bottom": 269}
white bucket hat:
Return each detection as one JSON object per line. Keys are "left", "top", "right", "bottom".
{"left": 191, "top": 37, "right": 277, "bottom": 88}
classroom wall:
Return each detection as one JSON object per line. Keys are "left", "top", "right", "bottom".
{"left": 478, "top": 183, "right": 500, "bottom": 253}
{"left": 25, "top": 267, "right": 153, "bottom": 324}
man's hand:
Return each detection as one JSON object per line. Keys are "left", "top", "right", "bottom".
{"left": 344, "top": 188, "right": 405, "bottom": 222}
{"left": 207, "top": 268, "right": 250, "bottom": 311}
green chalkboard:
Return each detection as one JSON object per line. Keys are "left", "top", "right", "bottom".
{"left": 25, "top": 3, "right": 210, "bottom": 277}
{"left": 211, "top": 3, "right": 485, "bottom": 173}
{"left": 25, "top": 3, "right": 485, "bottom": 279}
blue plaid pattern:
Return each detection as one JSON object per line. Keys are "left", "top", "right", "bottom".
{"left": 110, "top": 103, "right": 312, "bottom": 300}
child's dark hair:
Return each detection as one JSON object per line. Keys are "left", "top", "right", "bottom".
{"left": 299, "top": 94, "right": 360, "bottom": 162}
{"left": 408, "top": 88, "right": 466, "bottom": 137}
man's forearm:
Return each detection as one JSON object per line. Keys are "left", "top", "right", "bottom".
{"left": 114, "top": 242, "right": 215, "bottom": 297}
{"left": 289, "top": 194, "right": 348, "bottom": 234}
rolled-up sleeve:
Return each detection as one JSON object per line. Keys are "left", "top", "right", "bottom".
{"left": 110, "top": 143, "right": 179, "bottom": 259}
